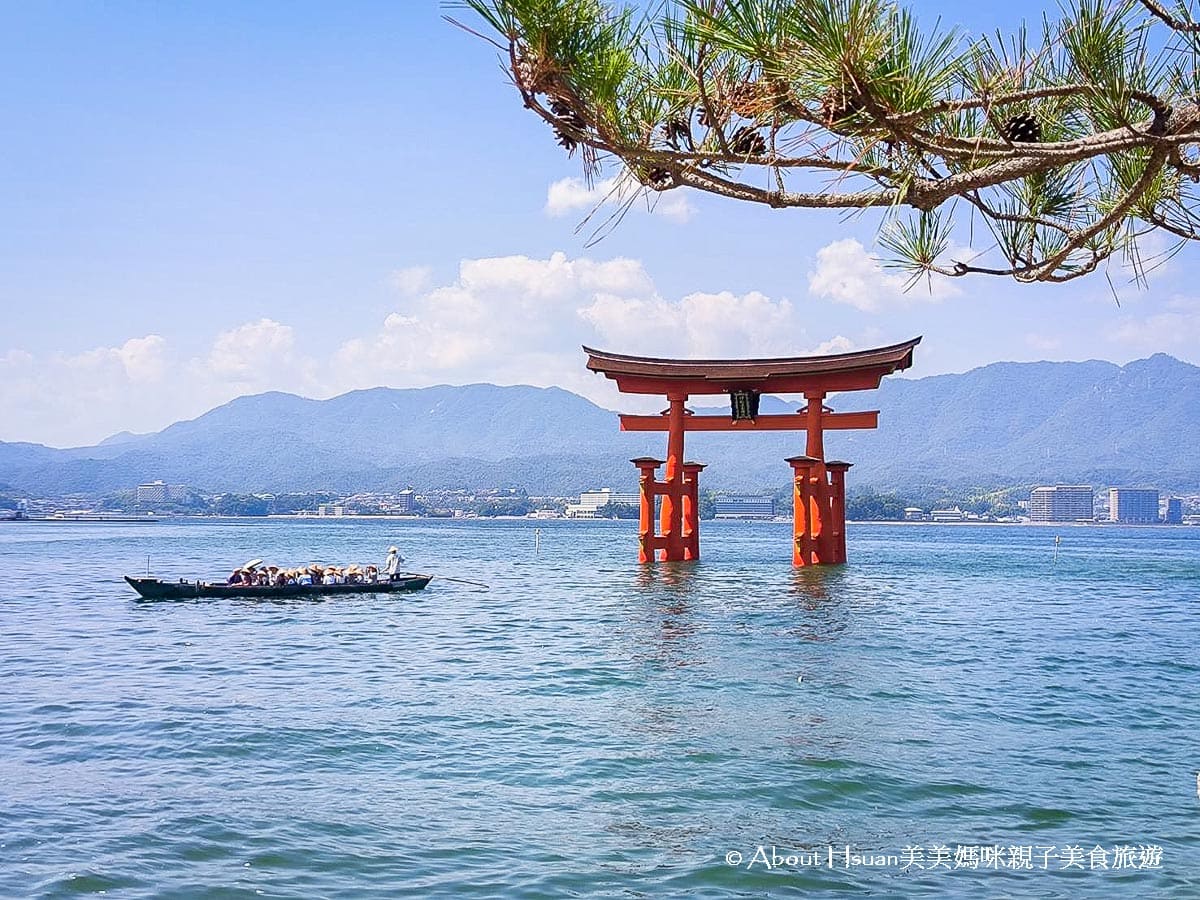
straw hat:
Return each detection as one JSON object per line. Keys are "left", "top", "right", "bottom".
{"left": 388, "top": 546, "right": 398, "bottom": 553}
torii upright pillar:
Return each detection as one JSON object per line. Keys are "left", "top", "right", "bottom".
{"left": 629, "top": 395, "right": 706, "bottom": 562}
{"left": 681, "top": 461, "right": 706, "bottom": 560}
{"left": 658, "top": 393, "right": 688, "bottom": 560}
{"left": 786, "top": 454, "right": 852, "bottom": 566}
{"left": 783, "top": 391, "right": 853, "bottom": 566}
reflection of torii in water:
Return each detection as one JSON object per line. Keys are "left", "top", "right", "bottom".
{"left": 585, "top": 338, "right": 920, "bottom": 567}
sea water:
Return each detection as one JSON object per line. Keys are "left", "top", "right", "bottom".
{"left": 0, "top": 519, "right": 1197, "bottom": 897}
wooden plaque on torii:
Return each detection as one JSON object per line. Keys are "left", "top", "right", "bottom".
{"left": 584, "top": 337, "right": 920, "bottom": 565}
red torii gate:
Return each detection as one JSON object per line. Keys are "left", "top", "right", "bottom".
{"left": 584, "top": 338, "right": 920, "bottom": 566}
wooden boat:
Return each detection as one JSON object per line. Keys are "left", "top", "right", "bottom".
{"left": 124, "top": 574, "right": 431, "bottom": 600}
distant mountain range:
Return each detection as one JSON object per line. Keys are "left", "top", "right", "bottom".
{"left": 2, "top": 354, "right": 1198, "bottom": 497}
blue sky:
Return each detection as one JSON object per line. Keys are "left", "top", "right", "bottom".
{"left": 2, "top": 1, "right": 1197, "bottom": 447}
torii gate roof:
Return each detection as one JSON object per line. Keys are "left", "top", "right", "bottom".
{"left": 584, "top": 336, "right": 921, "bottom": 395}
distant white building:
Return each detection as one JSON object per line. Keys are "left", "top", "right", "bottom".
{"left": 1108, "top": 488, "right": 1159, "bottom": 524}
{"left": 714, "top": 495, "right": 774, "bottom": 519}
{"left": 565, "top": 488, "right": 640, "bottom": 519}
{"left": 136, "top": 481, "right": 168, "bottom": 504}
{"left": 1165, "top": 498, "right": 1183, "bottom": 525}
{"left": 903, "top": 507, "right": 926, "bottom": 521}
{"left": 136, "top": 481, "right": 188, "bottom": 504}
{"left": 1030, "top": 485, "right": 1094, "bottom": 522}
{"left": 930, "top": 507, "right": 965, "bottom": 522}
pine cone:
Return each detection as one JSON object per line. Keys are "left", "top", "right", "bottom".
{"left": 821, "top": 85, "right": 864, "bottom": 128}
{"left": 729, "top": 79, "right": 802, "bottom": 122}
{"left": 697, "top": 105, "right": 724, "bottom": 129}
{"left": 765, "top": 79, "right": 804, "bottom": 122}
{"left": 554, "top": 129, "right": 578, "bottom": 152}
{"left": 730, "top": 126, "right": 766, "bottom": 156}
{"left": 646, "top": 167, "right": 673, "bottom": 190}
{"left": 1001, "top": 113, "right": 1042, "bottom": 143}
{"left": 664, "top": 117, "right": 692, "bottom": 149}
{"left": 514, "top": 52, "right": 554, "bottom": 96}
{"left": 729, "top": 80, "right": 769, "bottom": 118}
{"left": 549, "top": 99, "right": 586, "bottom": 130}
{"left": 548, "top": 99, "right": 587, "bottom": 154}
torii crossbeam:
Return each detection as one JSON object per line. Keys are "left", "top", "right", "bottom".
{"left": 584, "top": 337, "right": 920, "bottom": 565}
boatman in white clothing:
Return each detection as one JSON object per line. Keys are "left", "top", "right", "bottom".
{"left": 385, "top": 545, "right": 404, "bottom": 581}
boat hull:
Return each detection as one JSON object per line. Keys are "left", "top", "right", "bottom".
{"left": 124, "top": 575, "right": 431, "bottom": 600}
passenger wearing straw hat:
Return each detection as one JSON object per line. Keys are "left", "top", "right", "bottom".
{"left": 385, "top": 546, "right": 404, "bottom": 581}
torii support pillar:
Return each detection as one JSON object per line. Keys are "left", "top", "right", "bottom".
{"left": 681, "top": 461, "right": 706, "bottom": 561}
{"left": 658, "top": 393, "right": 688, "bottom": 561}
{"left": 826, "top": 461, "right": 852, "bottom": 565}
{"left": 787, "top": 455, "right": 821, "bottom": 566}
{"left": 632, "top": 457, "right": 665, "bottom": 564}
{"left": 630, "top": 455, "right": 707, "bottom": 562}
{"left": 787, "top": 456, "right": 852, "bottom": 566}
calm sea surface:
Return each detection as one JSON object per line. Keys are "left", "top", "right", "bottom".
{"left": 0, "top": 518, "right": 1197, "bottom": 898}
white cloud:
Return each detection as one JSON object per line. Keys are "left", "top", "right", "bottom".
{"left": 388, "top": 266, "right": 433, "bottom": 295}
{"left": 1025, "top": 333, "right": 1062, "bottom": 352}
{"left": 207, "top": 318, "right": 296, "bottom": 382}
{"left": 331, "top": 252, "right": 666, "bottom": 399}
{"left": 330, "top": 253, "right": 845, "bottom": 409}
{"left": 1, "top": 349, "right": 34, "bottom": 367}
{"left": 1108, "top": 296, "right": 1200, "bottom": 352}
{"left": 812, "top": 335, "right": 854, "bottom": 355}
{"left": 1125, "top": 230, "right": 1177, "bottom": 284}
{"left": 545, "top": 175, "right": 696, "bottom": 223}
{"left": 1, "top": 253, "right": 863, "bottom": 446}
{"left": 807, "top": 238, "right": 960, "bottom": 311}
{"left": 117, "top": 335, "right": 168, "bottom": 382}
{"left": 545, "top": 176, "right": 617, "bottom": 217}
{"left": 650, "top": 191, "right": 695, "bottom": 223}
{"left": 63, "top": 334, "right": 167, "bottom": 383}
{"left": 1, "top": 335, "right": 177, "bottom": 446}
{"left": 579, "top": 290, "right": 803, "bottom": 359}
{"left": 1, "top": 321, "right": 322, "bottom": 446}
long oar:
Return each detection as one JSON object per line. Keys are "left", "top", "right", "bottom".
{"left": 394, "top": 570, "right": 491, "bottom": 592}
{"left": 427, "top": 574, "right": 491, "bottom": 591}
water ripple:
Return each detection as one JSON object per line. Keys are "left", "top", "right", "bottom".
{"left": 0, "top": 520, "right": 1196, "bottom": 897}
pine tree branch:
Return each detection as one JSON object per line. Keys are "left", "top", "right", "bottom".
{"left": 1136, "top": 0, "right": 1200, "bottom": 33}
{"left": 460, "top": 0, "right": 1200, "bottom": 284}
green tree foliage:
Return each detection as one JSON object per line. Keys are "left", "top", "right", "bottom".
{"left": 473, "top": 497, "right": 536, "bottom": 516}
{"left": 846, "top": 487, "right": 910, "bottom": 519}
{"left": 270, "top": 492, "right": 340, "bottom": 514}
{"left": 461, "top": 0, "right": 1200, "bottom": 285}
{"left": 212, "top": 494, "right": 271, "bottom": 517}
{"left": 597, "top": 501, "right": 641, "bottom": 518}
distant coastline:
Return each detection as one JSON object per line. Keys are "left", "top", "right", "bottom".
{"left": 844, "top": 518, "right": 1197, "bottom": 527}
{"left": 4, "top": 513, "right": 1193, "bottom": 528}
{"left": 0, "top": 513, "right": 160, "bottom": 524}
